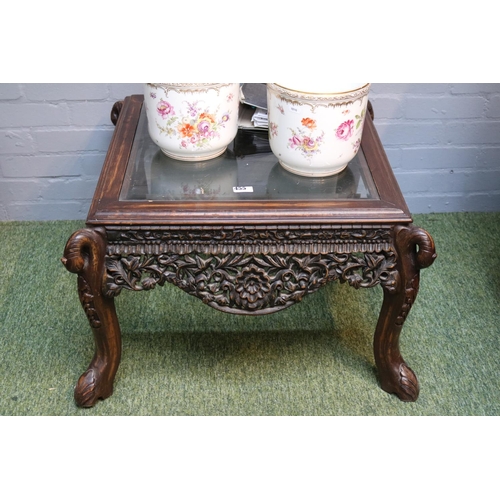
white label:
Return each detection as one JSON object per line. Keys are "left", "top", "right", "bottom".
{"left": 233, "top": 186, "right": 254, "bottom": 193}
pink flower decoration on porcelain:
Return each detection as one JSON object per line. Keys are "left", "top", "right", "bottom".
{"left": 270, "top": 122, "right": 278, "bottom": 137}
{"left": 157, "top": 100, "right": 175, "bottom": 118}
{"left": 336, "top": 120, "right": 354, "bottom": 141}
{"left": 288, "top": 129, "right": 324, "bottom": 157}
{"left": 197, "top": 120, "right": 212, "bottom": 136}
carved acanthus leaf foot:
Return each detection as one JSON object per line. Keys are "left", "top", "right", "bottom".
{"left": 74, "top": 368, "right": 113, "bottom": 408}
{"left": 379, "top": 362, "right": 420, "bottom": 402}
{"left": 398, "top": 363, "right": 420, "bottom": 402}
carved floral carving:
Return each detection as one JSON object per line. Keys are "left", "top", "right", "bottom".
{"left": 104, "top": 250, "right": 399, "bottom": 314}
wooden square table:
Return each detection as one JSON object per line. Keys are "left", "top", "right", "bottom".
{"left": 62, "top": 94, "right": 436, "bottom": 407}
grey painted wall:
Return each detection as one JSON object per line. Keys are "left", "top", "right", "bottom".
{"left": 1, "top": 83, "right": 499, "bottom": 221}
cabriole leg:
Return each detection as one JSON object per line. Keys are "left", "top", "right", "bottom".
{"left": 62, "top": 228, "right": 121, "bottom": 407}
{"left": 374, "top": 225, "right": 436, "bottom": 401}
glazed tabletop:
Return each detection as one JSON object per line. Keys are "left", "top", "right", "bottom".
{"left": 120, "top": 106, "right": 379, "bottom": 203}
{"left": 86, "top": 95, "right": 411, "bottom": 226}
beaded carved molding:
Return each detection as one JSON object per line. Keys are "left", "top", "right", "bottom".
{"left": 105, "top": 225, "right": 393, "bottom": 255}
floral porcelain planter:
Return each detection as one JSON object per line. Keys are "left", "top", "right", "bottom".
{"left": 267, "top": 83, "right": 370, "bottom": 177}
{"left": 144, "top": 83, "right": 239, "bottom": 161}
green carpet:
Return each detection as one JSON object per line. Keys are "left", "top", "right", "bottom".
{"left": 0, "top": 213, "right": 499, "bottom": 415}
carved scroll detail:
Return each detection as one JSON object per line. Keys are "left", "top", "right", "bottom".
{"left": 394, "top": 226, "right": 437, "bottom": 327}
{"left": 105, "top": 250, "right": 399, "bottom": 314}
{"left": 111, "top": 101, "right": 123, "bottom": 126}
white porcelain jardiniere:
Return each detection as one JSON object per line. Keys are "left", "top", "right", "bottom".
{"left": 144, "top": 83, "right": 239, "bottom": 161}
{"left": 267, "top": 83, "right": 370, "bottom": 177}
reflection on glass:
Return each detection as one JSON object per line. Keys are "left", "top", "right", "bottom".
{"left": 120, "top": 107, "right": 379, "bottom": 202}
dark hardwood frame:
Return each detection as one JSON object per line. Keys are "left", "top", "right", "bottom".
{"left": 62, "top": 94, "right": 436, "bottom": 407}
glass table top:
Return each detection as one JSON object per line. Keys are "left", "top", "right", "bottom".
{"left": 119, "top": 107, "right": 380, "bottom": 203}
